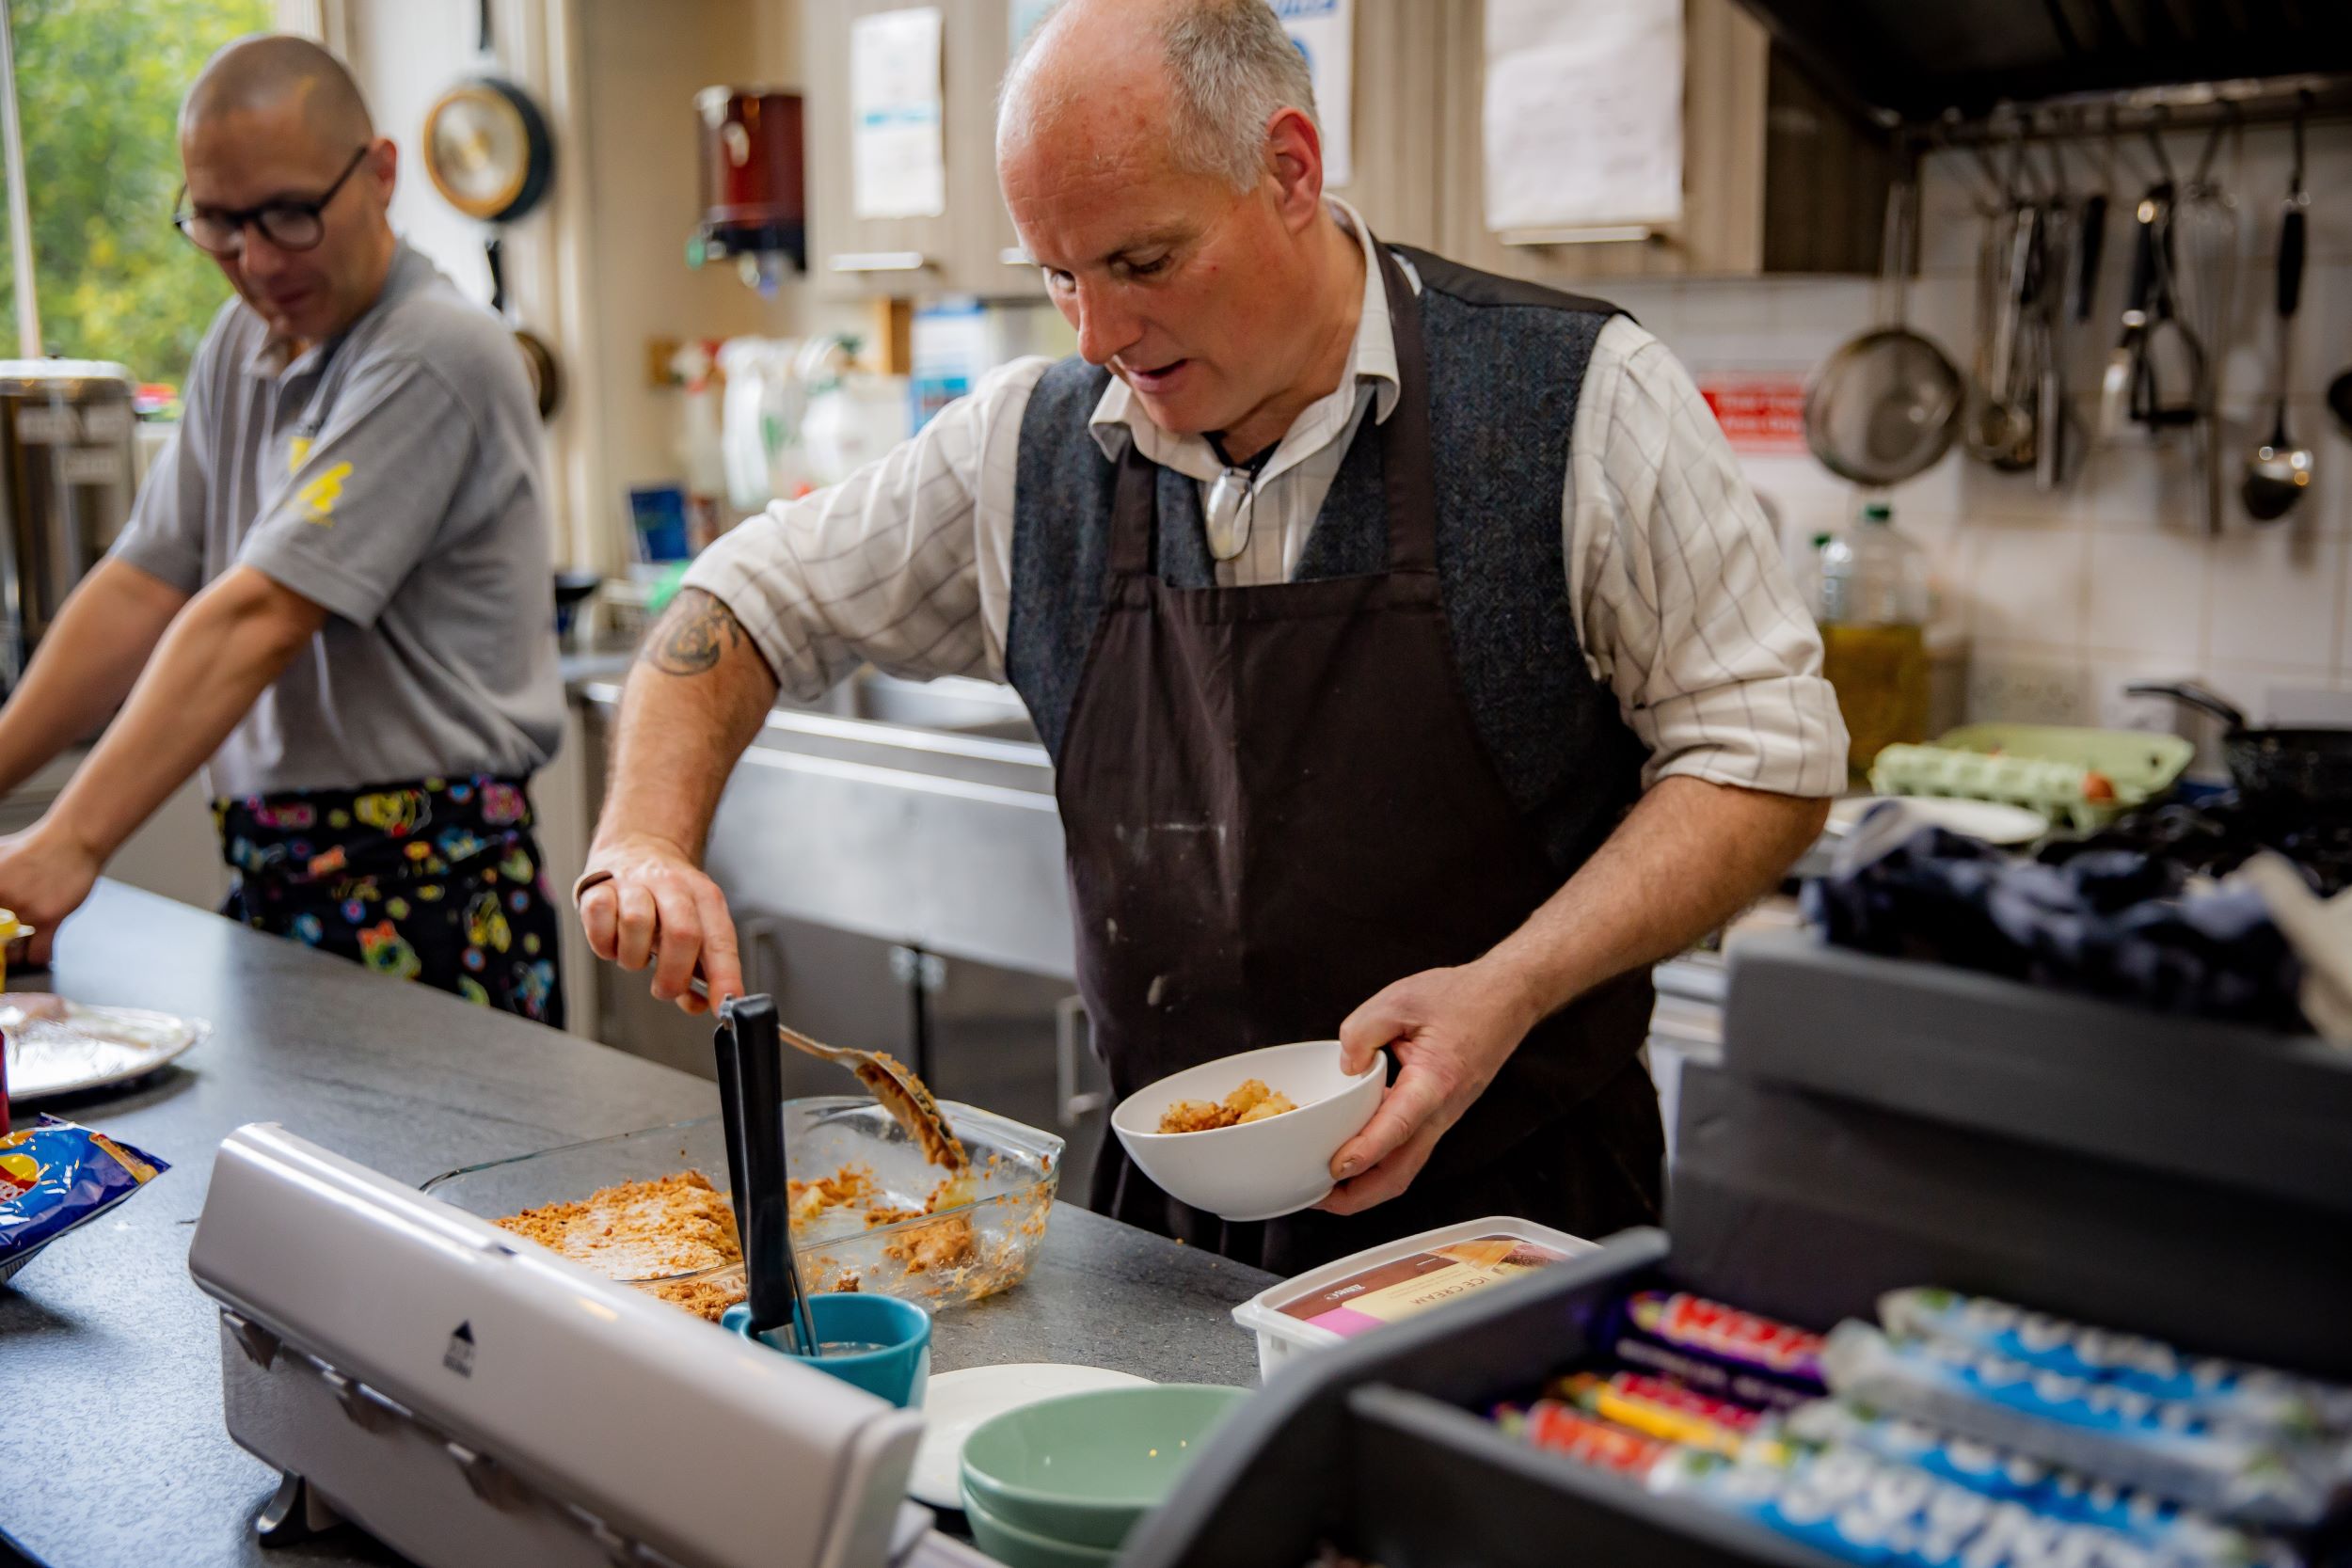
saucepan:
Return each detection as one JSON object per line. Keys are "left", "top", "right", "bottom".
{"left": 2126, "top": 682, "right": 2352, "bottom": 816}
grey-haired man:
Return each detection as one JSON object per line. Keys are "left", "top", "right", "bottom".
{"left": 582, "top": 0, "right": 1844, "bottom": 1267}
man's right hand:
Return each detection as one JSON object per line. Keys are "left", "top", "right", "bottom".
{"left": 575, "top": 832, "right": 746, "bottom": 1016}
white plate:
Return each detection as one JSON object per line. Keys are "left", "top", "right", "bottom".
{"left": 3, "top": 1000, "right": 207, "bottom": 1101}
{"left": 1826, "top": 795, "right": 2050, "bottom": 847}
{"left": 908, "top": 1363, "right": 1152, "bottom": 1511}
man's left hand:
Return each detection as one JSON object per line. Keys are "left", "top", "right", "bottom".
{"left": 0, "top": 822, "right": 102, "bottom": 965}
{"left": 1317, "top": 958, "right": 1544, "bottom": 1215}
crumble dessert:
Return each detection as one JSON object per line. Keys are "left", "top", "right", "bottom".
{"left": 1158, "top": 1077, "right": 1298, "bottom": 1133}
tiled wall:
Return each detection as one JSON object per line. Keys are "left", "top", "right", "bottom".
{"left": 1600, "top": 119, "right": 2352, "bottom": 767}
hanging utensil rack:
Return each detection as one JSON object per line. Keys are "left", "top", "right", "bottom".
{"left": 1734, "top": 0, "right": 2352, "bottom": 126}
{"left": 1925, "top": 71, "right": 2352, "bottom": 146}
{"left": 1842, "top": 71, "right": 2349, "bottom": 517}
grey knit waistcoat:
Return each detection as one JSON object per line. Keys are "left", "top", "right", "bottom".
{"left": 1004, "top": 245, "right": 1649, "bottom": 875}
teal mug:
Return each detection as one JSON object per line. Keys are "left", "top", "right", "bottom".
{"left": 722, "top": 1293, "right": 931, "bottom": 1408}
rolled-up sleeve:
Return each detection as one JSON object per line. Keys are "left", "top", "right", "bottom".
{"left": 680, "top": 356, "right": 1050, "bottom": 704}
{"left": 1569, "top": 318, "right": 1849, "bottom": 799}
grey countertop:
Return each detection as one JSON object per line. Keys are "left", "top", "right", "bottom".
{"left": 0, "top": 883, "right": 1271, "bottom": 1568}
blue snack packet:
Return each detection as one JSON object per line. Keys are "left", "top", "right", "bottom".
{"left": 1821, "top": 1322, "right": 2347, "bottom": 1528}
{"left": 1, "top": 1114, "right": 169, "bottom": 1284}
{"left": 1786, "top": 1400, "right": 2300, "bottom": 1565}
{"left": 1881, "top": 1289, "right": 2352, "bottom": 1442}
{"left": 1651, "top": 1442, "right": 2298, "bottom": 1568}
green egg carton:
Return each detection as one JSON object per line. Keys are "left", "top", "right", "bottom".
{"left": 1868, "top": 723, "right": 2194, "bottom": 832}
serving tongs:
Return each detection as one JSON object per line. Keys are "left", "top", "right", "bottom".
{"left": 692, "top": 974, "right": 967, "bottom": 1173}
{"left": 714, "top": 992, "right": 821, "bottom": 1355}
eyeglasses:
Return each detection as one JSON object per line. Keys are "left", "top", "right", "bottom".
{"left": 172, "top": 146, "right": 371, "bottom": 258}
{"left": 1203, "top": 465, "right": 1258, "bottom": 562}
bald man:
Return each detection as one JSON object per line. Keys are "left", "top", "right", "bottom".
{"left": 0, "top": 36, "right": 565, "bottom": 1023}
{"left": 583, "top": 0, "right": 1843, "bottom": 1268}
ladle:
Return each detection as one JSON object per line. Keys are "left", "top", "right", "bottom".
{"left": 2243, "top": 106, "right": 2313, "bottom": 524}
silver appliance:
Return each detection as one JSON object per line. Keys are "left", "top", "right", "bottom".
{"left": 188, "top": 1123, "right": 991, "bottom": 1568}
{"left": 0, "top": 358, "right": 136, "bottom": 687}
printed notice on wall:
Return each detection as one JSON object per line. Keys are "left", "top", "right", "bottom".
{"left": 1699, "top": 376, "right": 1810, "bottom": 453}
{"left": 850, "top": 7, "right": 946, "bottom": 220}
{"left": 1272, "top": 0, "right": 1354, "bottom": 190}
{"left": 1483, "top": 0, "right": 1682, "bottom": 233}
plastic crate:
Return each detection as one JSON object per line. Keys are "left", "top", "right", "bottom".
{"left": 1120, "top": 1230, "right": 1832, "bottom": 1568}
{"left": 1119, "top": 934, "right": 2352, "bottom": 1565}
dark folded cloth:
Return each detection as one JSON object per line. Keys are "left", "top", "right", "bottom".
{"left": 1802, "top": 809, "right": 2308, "bottom": 1030}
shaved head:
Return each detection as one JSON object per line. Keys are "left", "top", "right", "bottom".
{"left": 177, "top": 34, "right": 395, "bottom": 350}
{"left": 182, "top": 33, "right": 373, "bottom": 148}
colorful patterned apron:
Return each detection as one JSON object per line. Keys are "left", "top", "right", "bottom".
{"left": 215, "top": 775, "right": 564, "bottom": 1027}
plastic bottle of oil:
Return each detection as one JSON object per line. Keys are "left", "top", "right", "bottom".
{"left": 1815, "top": 500, "right": 1931, "bottom": 782}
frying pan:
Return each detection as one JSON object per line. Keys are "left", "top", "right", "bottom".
{"left": 2126, "top": 681, "right": 2352, "bottom": 816}
{"left": 1803, "top": 175, "right": 1963, "bottom": 486}
{"left": 486, "top": 237, "right": 561, "bottom": 420}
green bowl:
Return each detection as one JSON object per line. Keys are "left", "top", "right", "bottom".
{"left": 961, "top": 1486, "right": 1118, "bottom": 1568}
{"left": 959, "top": 1384, "right": 1248, "bottom": 1548}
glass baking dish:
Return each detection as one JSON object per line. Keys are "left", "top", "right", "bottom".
{"left": 421, "top": 1098, "right": 1062, "bottom": 1317}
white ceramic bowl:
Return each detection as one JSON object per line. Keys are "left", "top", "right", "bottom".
{"left": 1108, "top": 1041, "right": 1387, "bottom": 1222}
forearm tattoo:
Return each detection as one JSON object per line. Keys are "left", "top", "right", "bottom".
{"left": 643, "top": 588, "right": 749, "bottom": 676}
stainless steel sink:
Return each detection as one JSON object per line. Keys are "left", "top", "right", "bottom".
{"left": 813, "top": 671, "right": 1040, "bottom": 743}
{"left": 578, "top": 671, "right": 1068, "bottom": 979}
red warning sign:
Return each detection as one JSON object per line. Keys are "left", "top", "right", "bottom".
{"left": 1699, "top": 377, "right": 1809, "bottom": 453}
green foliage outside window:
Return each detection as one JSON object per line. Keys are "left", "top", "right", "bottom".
{"left": 1, "top": 0, "right": 274, "bottom": 390}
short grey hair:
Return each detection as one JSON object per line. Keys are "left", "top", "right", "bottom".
{"left": 1004, "top": 0, "right": 1320, "bottom": 192}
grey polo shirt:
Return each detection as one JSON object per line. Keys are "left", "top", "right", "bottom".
{"left": 111, "top": 242, "right": 562, "bottom": 800}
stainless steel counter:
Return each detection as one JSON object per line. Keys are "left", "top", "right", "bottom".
{"left": 576, "top": 673, "right": 1072, "bottom": 982}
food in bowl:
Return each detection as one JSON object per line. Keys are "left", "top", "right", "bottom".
{"left": 1112, "top": 1041, "right": 1386, "bottom": 1223}
{"left": 495, "top": 1170, "right": 740, "bottom": 1281}
{"left": 495, "top": 1170, "right": 746, "bottom": 1319}
{"left": 1157, "top": 1077, "right": 1297, "bottom": 1133}
{"left": 493, "top": 1160, "right": 995, "bottom": 1319}
{"left": 436, "top": 1101, "right": 1061, "bottom": 1317}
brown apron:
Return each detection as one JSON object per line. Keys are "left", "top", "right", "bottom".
{"left": 1061, "top": 244, "right": 1663, "bottom": 1276}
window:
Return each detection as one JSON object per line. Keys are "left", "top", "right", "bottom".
{"left": 0, "top": 0, "right": 276, "bottom": 395}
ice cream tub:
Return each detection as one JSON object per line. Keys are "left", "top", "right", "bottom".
{"left": 1230, "top": 1215, "right": 1597, "bottom": 1380}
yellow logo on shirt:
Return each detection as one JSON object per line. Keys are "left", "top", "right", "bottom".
{"left": 286, "top": 436, "right": 312, "bottom": 473}
{"left": 295, "top": 461, "right": 353, "bottom": 525}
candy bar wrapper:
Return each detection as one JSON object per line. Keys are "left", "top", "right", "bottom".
{"left": 1609, "top": 1289, "right": 1827, "bottom": 1411}
{"left": 1821, "top": 1323, "right": 2345, "bottom": 1528}
{"left": 1502, "top": 1399, "right": 1678, "bottom": 1478}
{"left": 1556, "top": 1370, "right": 1780, "bottom": 1460}
{"left": 1650, "top": 1442, "right": 2298, "bottom": 1568}
{"left": 0, "top": 1115, "right": 168, "bottom": 1284}
{"left": 1787, "top": 1401, "right": 2300, "bottom": 1566}
{"left": 1882, "top": 1289, "right": 2352, "bottom": 1443}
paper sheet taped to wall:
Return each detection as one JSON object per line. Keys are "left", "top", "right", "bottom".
{"left": 851, "top": 7, "right": 946, "bottom": 221}
{"left": 1483, "top": 0, "right": 1683, "bottom": 234}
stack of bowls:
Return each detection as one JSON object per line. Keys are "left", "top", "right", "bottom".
{"left": 957, "top": 1384, "right": 1248, "bottom": 1566}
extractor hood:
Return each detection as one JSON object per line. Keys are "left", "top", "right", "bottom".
{"left": 1733, "top": 0, "right": 2352, "bottom": 123}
